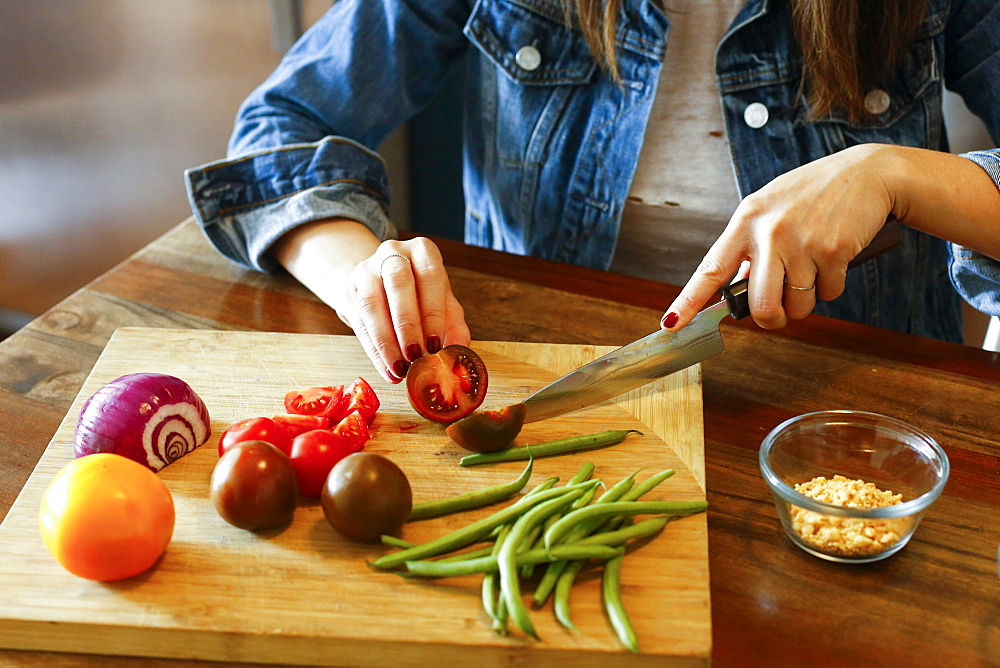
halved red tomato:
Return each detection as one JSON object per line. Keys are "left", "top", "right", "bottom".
{"left": 333, "top": 411, "right": 370, "bottom": 452}
{"left": 405, "top": 345, "right": 488, "bottom": 423}
{"left": 283, "top": 386, "right": 351, "bottom": 421}
{"left": 346, "top": 377, "right": 380, "bottom": 424}
{"left": 272, "top": 414, "right": 332, "bottom": 440}
{"left": 219, "top": 416, "right": 292, "bottom": 457}
{"left": 445, "top": 403, "right": 527, "bottom": 453}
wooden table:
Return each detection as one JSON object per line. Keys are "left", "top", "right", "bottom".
{"left": 2, "top": 219, "right": 998, "bottom": 667}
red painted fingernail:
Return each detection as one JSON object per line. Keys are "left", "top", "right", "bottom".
{"left": 391, "top": 359, "right": 409, "bottom": 379}
{"left": 427, "top": 335, "right": 441, "bottom": 354}
{"left": 661, "top": 312, "right": 679, "bottom": 328}
{"left": 405, "top": 343, "right": 422, "bottom": 362}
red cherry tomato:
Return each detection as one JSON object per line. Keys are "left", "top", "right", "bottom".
{"left": 289, "top": 429, "right": 356, "bottom": 497}
{"left": 272, "top": 414, "right": 332, "bottom": 440}
{"left": 219, "top": 416, "right": 292, "bottom": 457}
{"left": 346, "top": 377, "right": 380, "bottom": 424}
{"left": 405, "top": 345, "right": 489, "bottom": 423}
{"left": 332, "top": 411, "right": 370, "bottom": 452}
{"left": 445, "top": 403, "right": 527, "bottom": 453}
{"left": 284, "top": 385, "right": 351, "bottom": 421}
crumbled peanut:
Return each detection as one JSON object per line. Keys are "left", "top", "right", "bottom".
{"left": 789, "top": 475, "right": 907, "bottom": 557}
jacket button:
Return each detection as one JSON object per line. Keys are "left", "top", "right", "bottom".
{"left": 743, "top": 102, "right": 769, "bottom": 129}
{"left": 515, "top": 45, "right": 542, "bottom": 71}
{"left": 864, "top": 89, "right": 891, "bottom": 115}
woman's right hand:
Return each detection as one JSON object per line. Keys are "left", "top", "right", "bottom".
{"left": 272, "top": 219, "right": 471, "bottom": 384}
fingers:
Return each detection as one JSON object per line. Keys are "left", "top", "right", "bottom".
{"left": 348, "top": 238, "right": 466, "bottom": 384}
{"left": 780, "top": 274, "right": 818, "bottom": 321}
{"left": 661, "top": 234, "right": 745, "bottom": 330}
{"left": 407, "top": 238, "right": 454, "bottom": 354}
{"left": 443, "top": 292, "right": 472, "bottom": 348}
{"left": 378, "top": 250, "right": 425, "bottom": 373}
{"left": 350, "top": 255, "right": 408, "bottom": 384}
{"left": 660, "top": 231, "right": 824, "bottom": 332}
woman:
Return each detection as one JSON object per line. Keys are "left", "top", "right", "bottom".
{"left": 186, "top": 0, "right": 1000, "bottom": 383}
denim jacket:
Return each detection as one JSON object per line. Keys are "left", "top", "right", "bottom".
{"left": 185, "top": 0, "right": 1000, "bottom": 342}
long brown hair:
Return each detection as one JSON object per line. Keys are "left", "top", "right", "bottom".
{"left": 568, "top": 0, "right": 929, "bottom": 122}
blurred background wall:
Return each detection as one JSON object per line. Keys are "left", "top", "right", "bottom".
{"left": 0, "top": 2, "right": 995, "bottom": 344}
{"left": 0, "top": 0, "right": 409, "bottom": 334}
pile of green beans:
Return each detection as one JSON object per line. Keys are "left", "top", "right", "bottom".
{"left": 372, "top": 464, "right": 708, "bottom": 653}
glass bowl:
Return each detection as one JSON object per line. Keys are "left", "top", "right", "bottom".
{"left": 759, "top": 410, "right": 949, "bottom": 563}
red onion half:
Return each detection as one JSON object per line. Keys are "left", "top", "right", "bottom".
{"left": 74, "top": 373, "right": 212, "bottom": 471}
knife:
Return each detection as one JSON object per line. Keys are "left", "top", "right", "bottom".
{"left": 521, "top": 217, "right": 903, "bottom": 423}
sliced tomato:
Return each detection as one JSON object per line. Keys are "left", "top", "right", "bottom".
{"left": 283, "top": 385, "right": 351, "bottom": 421}
{"left": 346, "top": 377, "right": 380, "bottom": 424}
{"left": 445, "top": 404, "right": 527, "bottom": 453}
{"left": 405, "top": 345, "right": 488, "bottom": 423}
{"left": 333, "top": 411, "right": 370, "bottom": 452}
{"left": 272, "top": 414, "right": 332, "bottom": 440}
{"left": 289, "top": 429, "right": 355, "bottom": 498}
{"left": 219, "top": 416, "right": 293, "bottom": 457}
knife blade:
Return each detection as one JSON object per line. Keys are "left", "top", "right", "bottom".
{"left": 521, "top": 279, "right": 749, "bottom": 423}
{"left": 521, "top": 217, "right": 903, "bottom": 423}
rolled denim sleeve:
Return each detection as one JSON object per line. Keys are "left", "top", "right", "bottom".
{"left": 184, "top": 138, "right": 395, "bottom": 272}
{"left": 949, "top": 149, "right": 1000, "bottom": 315}
{"left": 184, "top": 0, "right": 471, "bottom": 272}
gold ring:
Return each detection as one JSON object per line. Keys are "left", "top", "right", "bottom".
{"left": 379, "top": 253, "right": 411, "bottom": 277}
{"left": 783, "top": 278, "right": 815, "bottom": 291}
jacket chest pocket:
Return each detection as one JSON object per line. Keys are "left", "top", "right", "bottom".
{"left": 817, "top": 23, "right": 944, "bottom": 150}
{"left": 465, "top": 0, "right": 597, "bottom": 165}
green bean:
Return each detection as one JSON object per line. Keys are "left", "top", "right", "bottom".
{"left": 484, "top": 474, "right": 560, "bottom": 602}
{"left": 517, "top": 523, "right": 545, "bottom": 578}
{"left": 408, "top": 458, "right": 534, "bottom": 521}
{"left": 498, "top": 488, "right": 592, "bottom": 638}
{"left": 482, "top": 522, "right": 512, "bottom": 633}
{"left": 574, "top": 516, "right": 670, "bottom": 548}
{"left": 600, "top": 469, "right": 678, "bottom": 534}
{"left": 528, "top": 476, "right": 561, "bottom": 493}
{"left": 459, "top": 429, "right": 642, "bottom": 466}
{"left": 403, "top": 543, "right": 623, "bottom": 578}
{"left": 544, "top": 499, "right": 708, "bottom": 551}
{"left": 522, "top": 480, "right": 598, "bottom": 578}
{"left": 435, "top": 545, "right": 495, "bottom": 563}
{"left": 532, "top": 469, "right": 640, "bottom": 607}
{"left": 603, "top": 550, "right": 638, "bottom": 653}
{"left": 553, "top": 558, "right": 586, "bottom": 632}
{"left": 372, "top": 480, "right": 599, "bottom": 570}
{"left": 567, "top": 461, "right": 596, "bottom": 485}
{"left": 620, "top": 468, "right": 675, "bottom": 502}
{"left": 492, "top": 595, "right": 509, "bottom": 634}
{"left": 380, "top": 535, "right": 414, "bottom": 549}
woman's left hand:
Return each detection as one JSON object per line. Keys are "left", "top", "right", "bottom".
{"left": 661, "top": 144, "right": 895, "bottom": 331}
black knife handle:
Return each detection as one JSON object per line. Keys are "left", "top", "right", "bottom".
{"left": 722, "top": 279, "right": 752, "bottom": 320}
{"left": 719, "top": 216, "right": 903, "bottom": 322}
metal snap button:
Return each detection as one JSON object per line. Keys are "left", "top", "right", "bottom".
{"left": 515, "top": 45, "right": 541, "bottom": 72}
{"left": 864, "top": 89, "right": 891, "bottom": 115}
{"left": 743, "top": 102, "right": 769, "bottom": 129}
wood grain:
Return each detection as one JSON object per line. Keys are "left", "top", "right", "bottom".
{"left": 0, "top": 328, "right": 709, "bottom": 666}
{"left": 1, "top": 219, "right": 998, "bottom": 666}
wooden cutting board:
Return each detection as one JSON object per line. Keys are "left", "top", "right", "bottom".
{"left": 0, "top": 328, "right": 710, "bottom": 666}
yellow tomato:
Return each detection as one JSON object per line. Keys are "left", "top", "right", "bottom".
{"left": 39, "top": 453, "right": 175, "bottom": 581}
